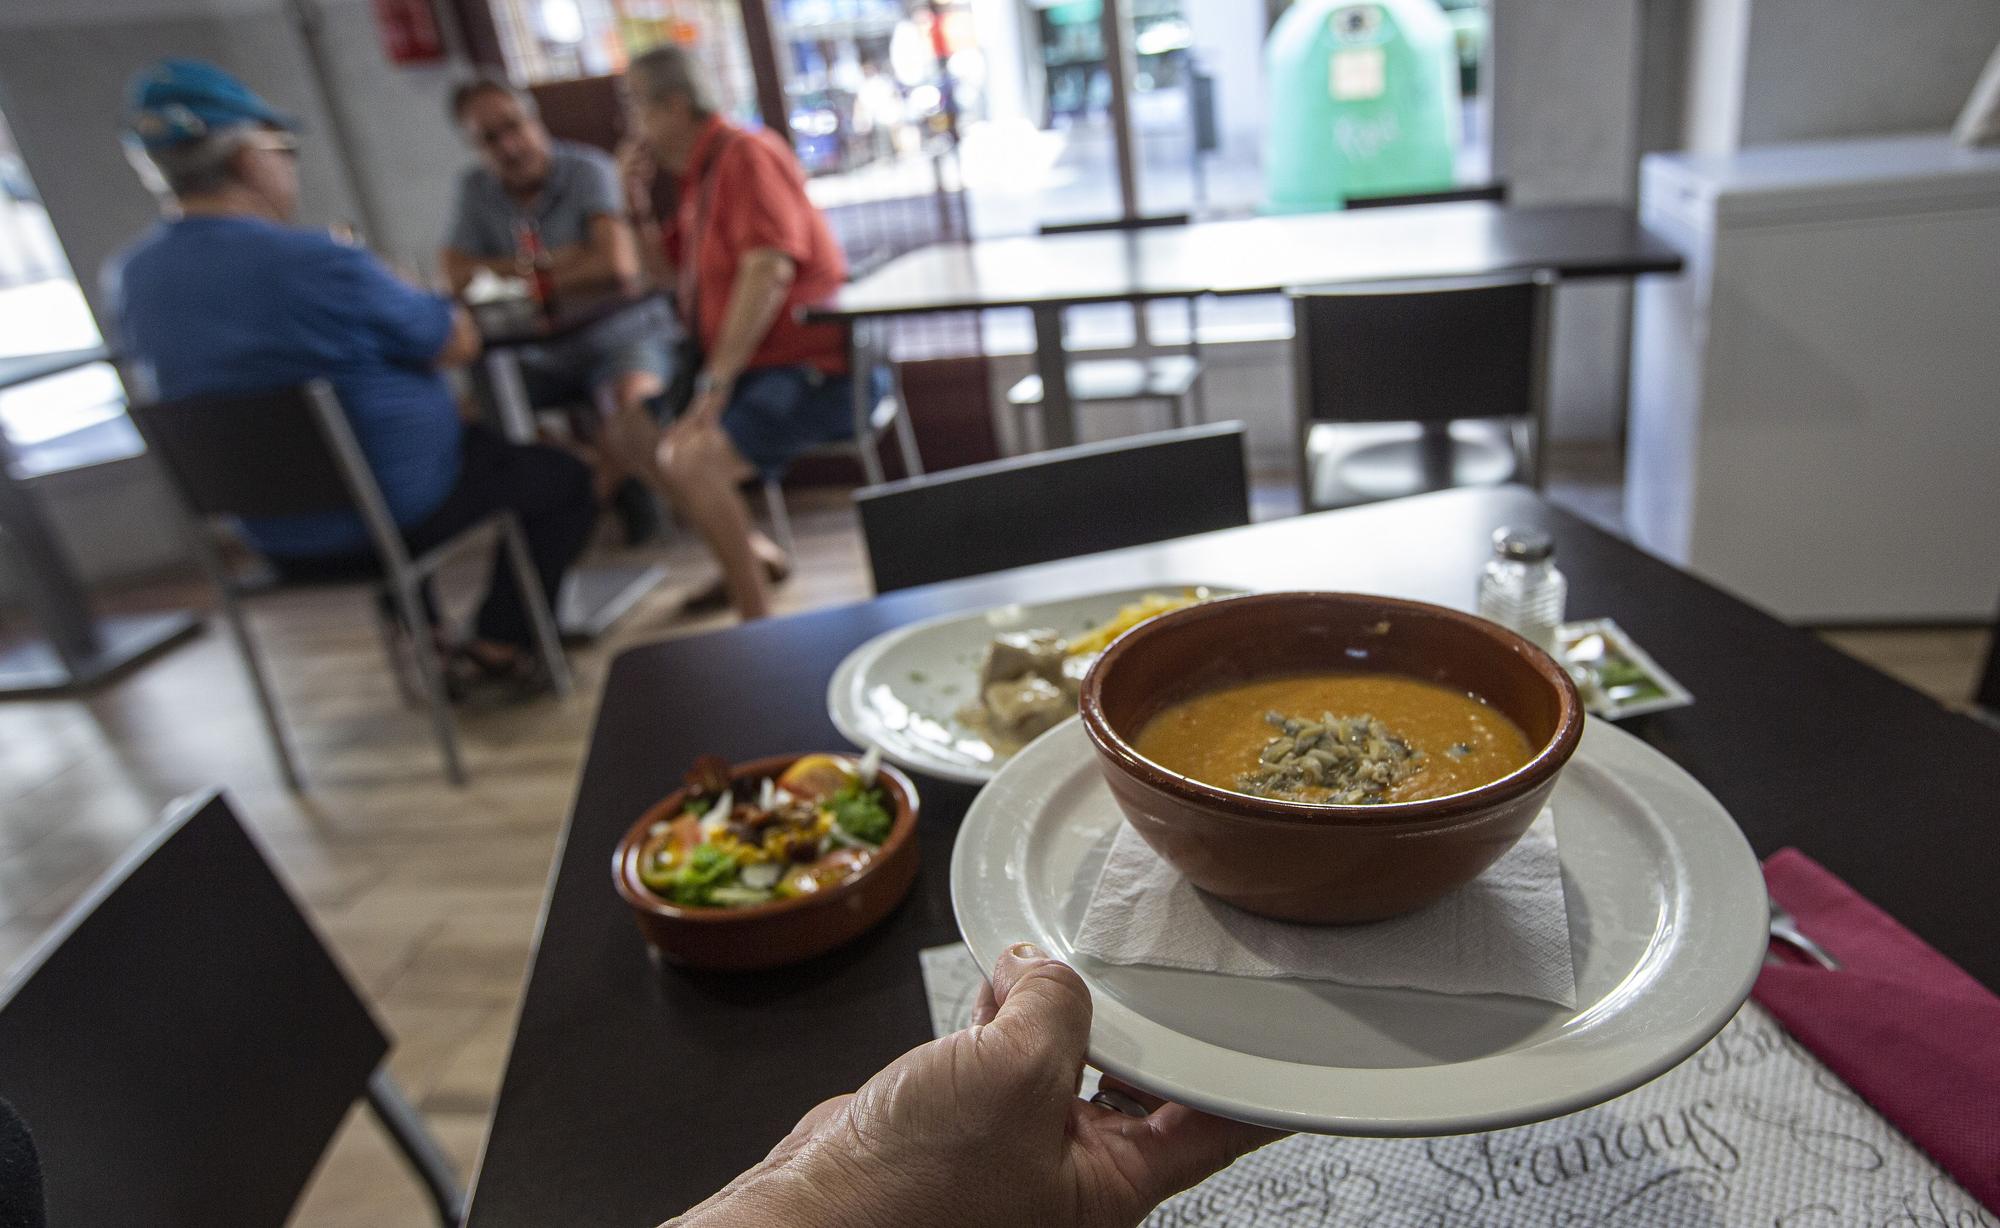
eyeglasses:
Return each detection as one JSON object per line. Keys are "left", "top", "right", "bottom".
{"left": 472, "top": 115, "right": 529, "bottom": 149}
{"left": 245, "top": 132, "right": 301, "bottom": 159}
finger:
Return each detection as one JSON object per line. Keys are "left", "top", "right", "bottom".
{"left": 971, "top": 977, "right": 999, "bottom": 1027}
{"left": 980, "top": 943, "right": 1093, "bottom": 1079}
{"left": 1119, "top": 1103, "right": 1289, "bottom": 1205}
{"left": 1093, "top": 1073, "right": 1166, "bottom": 1115}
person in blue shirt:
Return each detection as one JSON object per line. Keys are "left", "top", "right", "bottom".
{"left": 106, "top": 59, "right": 595, "bottom": 693}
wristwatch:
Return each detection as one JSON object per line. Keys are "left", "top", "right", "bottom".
{"left": 691, "top": 372, "right": 720, "bottom": 397}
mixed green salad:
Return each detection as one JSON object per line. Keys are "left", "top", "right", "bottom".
{"left": 636, "top": 751, "right": 894, "bottom": 908}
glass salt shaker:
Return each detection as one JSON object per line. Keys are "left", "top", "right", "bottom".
{"left": 1477, "top": 527, "right": 1566, "bottom": 655}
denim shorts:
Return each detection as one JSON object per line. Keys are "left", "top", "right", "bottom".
{"left": 519, "top": 336, "right": 676, "bottom": 408}
{"left": 518, "top": 301, "right": 679, "bottom": 407}
{"left": 721, "top": 365, "right": 884, "bottom": 480}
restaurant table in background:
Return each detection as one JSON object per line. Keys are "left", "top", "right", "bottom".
{"left": 0, "top": 346, "right": 199, "bottom": 695}
{"left": 807, "top": 203, "right": 1685, "bottom": 448}
{"left": 472, "top": 293, "right": 670, "bottom": 639}
{"left": 464, "top": 486, "right": 2000, "bottom": 1228}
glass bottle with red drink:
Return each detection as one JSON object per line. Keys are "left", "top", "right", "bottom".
{"left": 513, "top": 217, "right": 559, "bottom": 321}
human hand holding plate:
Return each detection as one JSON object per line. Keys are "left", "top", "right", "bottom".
{"left": 665, "top": 944, "right": 1283, "bottom": 1228}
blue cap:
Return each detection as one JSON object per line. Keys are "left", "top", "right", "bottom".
{"left": 125, "top": 59, "right": 300, "bottom": 150}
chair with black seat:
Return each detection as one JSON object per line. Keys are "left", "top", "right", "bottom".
{"left": 1343, "top": 182, "right": 1508, "bottom": 210}
{"left": 0, "top": 789, "right": 464, "bottom": 1227}
{"left": 1288, "top": 272, "right": 1553, "bottom": 512}
{"left": 128, "top": 379, "right": 571, "bottom": 789}
{"left": 854, "top": 422, "right": 1250, "bottom": 593}
{"left": 1977, "top": 596, "right": 2000, "bottom": 719}
{"left": 1004, "top": 214, "right": 1207, "bottom": 442}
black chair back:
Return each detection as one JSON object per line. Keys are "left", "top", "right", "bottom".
{"left": 0, "top": 1096, "right": 42, "bottom": 1228}
{"left": 0, "top": 791, "right": 388, "bottom": 1227}
{"left": 1290, "top": 274, "right": 1550, "bottom": 426}
{"left": 1978, "top": 594, "right": 2000, "bottom": 715}
{"left": 127, "top": 380, "right": 363, "bottom": 520}
{"left": 1037, "top": 212, "right": 1192, "bottom": 236}
{"left": 1343, "top": 183, "right": 1508, "bottom": 210}
{"left": 856, "top": 422, "right": 1250, "bottom": 592}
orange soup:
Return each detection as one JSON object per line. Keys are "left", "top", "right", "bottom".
{"left": 1132, "top": 673, "right": 1533, "bottom": 804}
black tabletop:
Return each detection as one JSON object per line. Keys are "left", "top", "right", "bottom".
{"left": 477, "top": 292, "right": 667, "bottom": 350}
{"left": 807, "top": 202, "right": 1683, "bottom": 320}
{"left": 465, "top": 487, "right": 2000, "bottom": 1227}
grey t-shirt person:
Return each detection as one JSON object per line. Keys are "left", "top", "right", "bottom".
{"left": 446, "top": 138, "right": 623, "bottom": 258}
{"left": 447, "top": 138, "right": 676, "bottom": 378}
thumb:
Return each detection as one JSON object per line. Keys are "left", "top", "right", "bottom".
{"left": 979, "top": 943, "right": 1093, "bottom": 1087}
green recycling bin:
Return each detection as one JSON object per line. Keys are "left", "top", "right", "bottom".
{"left": 1264, "top": 0, "right": 1461, "bottom": 214}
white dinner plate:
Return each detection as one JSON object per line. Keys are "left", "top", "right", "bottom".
{"left": 827, "top": 585, "right": 1241, "bottom": 785}
{"left": 950, "top": 717, "right": 1767, "bottom": 1136}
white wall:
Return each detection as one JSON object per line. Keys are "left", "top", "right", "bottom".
{"left": 298, "top": 0, "right": 478, "bottom": 278}
{"left": 1681, "top": 0, "right": 1749, "bottom": 156}
{"left": 0, "top": 0, "right": 471, "bottom": 319}
{"left": 1489, "top": 0, "right": 1645, "bottom": 446}
{"left": 1488, "top": 0, "right": 2000, "bottom": 443}
{"left": 1678, "top": 0, "right": 2000, "bottom": 155}
{"left": 1737, "top": 0, "right": 2000, "bottom": 147}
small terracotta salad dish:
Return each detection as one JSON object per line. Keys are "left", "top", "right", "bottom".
{"left": 613, "top": 750, "right": 919, "bottom": 970}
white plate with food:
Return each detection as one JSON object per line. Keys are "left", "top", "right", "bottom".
{"left": 827, "top": 586, "right": 1240, "bottom": 785}
{"left": 950, "top": 716, "right": 1767, "bottom": 1135}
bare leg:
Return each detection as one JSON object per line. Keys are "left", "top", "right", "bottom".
{"left": 599, "top": 370, "right": 671, "bottom": 500}
{"left": 658, "top": 418, "right": 773, "bottom": 620}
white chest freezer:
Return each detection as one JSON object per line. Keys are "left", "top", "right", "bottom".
{"left": 1626, "top": 133, "right": 2000, "bottom": 622}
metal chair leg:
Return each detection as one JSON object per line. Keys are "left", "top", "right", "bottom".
{"left": 857, "top": 431, "right": 887, "bottom": 487}
{"left": 1977, "top": 609, "right": 2000, "bottom": 714}
{"left": 1296, "top": 419, "right": 1318, "bottom": 515}
{"left": 214, "top": 579, "right": 304, "bottom": 793}
{"left": 385, "top": 570, "right": 466, "bottom": 786}
{"left": 1524, "top": 417, "right": 1548, "bottom": 490}
{"left": 365, "top": 1070, "right": 467, "bottom": 1228}
{"left": 1186, "top": 297, "right": 1207, "bottom": 426}
{"left": 763, "top": 477, "right": 797, "bottom": 560}
{"left": 370, "top": 598, "right": 425, "bottom": 709}
{"left": 890, "top": 397, "right": 923, "bottom": 477}
{"left": 496, "top": 514, "right": 573, "bottom": 699}
{"left": 1417, "top": 422, "right": 1455, "bottom": 492}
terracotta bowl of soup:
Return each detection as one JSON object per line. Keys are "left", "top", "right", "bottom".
{"left": 1079, "top": 592, "right": 1583, "bottom": 923}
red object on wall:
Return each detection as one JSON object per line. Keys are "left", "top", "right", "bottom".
{"left": 373, "top": 0, "right": 446, "bottom": 64}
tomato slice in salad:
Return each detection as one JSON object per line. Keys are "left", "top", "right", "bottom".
{"left": 776, "top": 754, "right": 853, "bottom": 802}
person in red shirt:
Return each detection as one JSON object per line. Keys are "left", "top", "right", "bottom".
{"left": 623, "top": 45, "right": 860, "bottom": 620}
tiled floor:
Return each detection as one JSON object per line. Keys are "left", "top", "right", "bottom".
{"left": 0, "top": 479, "right": 1988, "bottom": 1227}
{"left": 0, "top": 494, "right": 866, "bottom": 1228}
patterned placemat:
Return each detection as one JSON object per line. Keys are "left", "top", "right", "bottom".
{"left": 919, "top": 943, "right": 1994, "bottom": 1227}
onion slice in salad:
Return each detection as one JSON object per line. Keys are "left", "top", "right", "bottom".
{"left": 697, "top": 789, "right": 732, "bottom": 839}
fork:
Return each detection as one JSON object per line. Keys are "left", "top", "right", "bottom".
{"left": 1769, "top": 899, "right": 1841, "bottom": 971}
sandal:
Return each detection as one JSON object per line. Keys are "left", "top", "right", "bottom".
{"left": 445, "top": 643, "right": 552, "bottom": 701}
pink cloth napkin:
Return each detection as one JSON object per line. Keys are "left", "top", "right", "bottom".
{"left": 1753, "top": 848, "right": 2000, "bottom": 1212}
